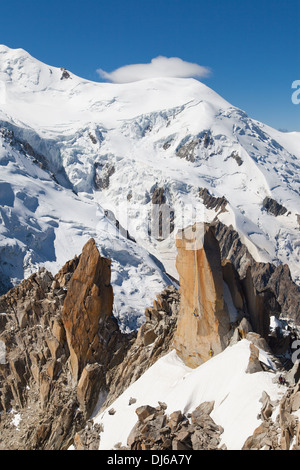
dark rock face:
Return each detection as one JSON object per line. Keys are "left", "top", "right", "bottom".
{"left": 262, "top": 197, "right": 287, "bottom": 217}
{"left": 62, "top": 238, "right": 114, "bottom": 382}
{"left": 199, "top": 187, "right": 228, "bottom": 213}
{"left": 60, "top": 68, "right": 71, "bottom": 80}
{"left": 214, "top": 220, "right": 300, "bottom": 325}
{"left": 176, "top": 138, "right": 199, "bottom": 162}
{"left": 214, "top": 220, "right": 255, "bottom": 279}
{"left": 175, "top": 131, "right": 214, "bottom": 163}
{"left": 94, "top": 162, "right": 115, "bottom": 190}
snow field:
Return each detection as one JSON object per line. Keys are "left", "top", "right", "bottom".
{"left": 95, "top": 340, "right": 283, "bottom": 451}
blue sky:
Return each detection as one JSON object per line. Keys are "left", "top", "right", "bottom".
{"left": 0, "top": 0, "right": 299, "bottom": 130}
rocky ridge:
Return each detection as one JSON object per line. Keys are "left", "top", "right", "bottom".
{"left": 74, "top": 222, "right": 300, "bottom": 451}
{"left": 0, "top": 221, "right": 300, "bottom": 450}
{"left": 243, "top": 380, "right": 300, "bottom": 450}
{"left": 214, "top": 220, "right": 300, "bottom": 325}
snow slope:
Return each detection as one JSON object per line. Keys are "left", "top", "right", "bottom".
{"left": 93, "top": 340, "right": 284, "bottom": 451}
{"left": 0, "top": 44, "right": 299, "bottom": 329}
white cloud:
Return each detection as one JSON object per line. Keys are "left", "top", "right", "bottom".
{"left": 97, "top": 56, "right": 211, "bottom": 83}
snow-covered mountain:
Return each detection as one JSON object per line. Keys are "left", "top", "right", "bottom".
{"left": 1, "top": 45, "right": 300, "bottom": 451}
{"left": 0, "top": 44, "right": 299, "bottom": 333}
{"left": 94, "top": 339, "right": 286, "bottom": 451}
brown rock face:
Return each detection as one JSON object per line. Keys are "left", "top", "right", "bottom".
{"left": 62, "top": 238, "right": 113, "bottom": 382}
{"left": 214, "top": 220, "right": 300, "bottom": 325}
{"left": 173, "top": 223, "right": 233, "bottom": 368}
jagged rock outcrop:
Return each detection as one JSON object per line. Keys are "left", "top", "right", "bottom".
{"left": 62, "top": 238, "right": 113, "bottom": 382}
{"left": 151, "top": 186, "right": 166, "bottom": 206}
{"left": 199, "top": 187, "right": 228, "bottom": 214}
{"left": 60, "top": 238, "right": 130, "bottom": 418}
{"left": 124, "top": 400, "right": 225, "bottom": 451}
{"left": 214, "top": 220, "right": 300, "bottom": 325}
{"left": 60, "top": 68, "right": 71, "bottom": 80}
{"left": 94, "top": 162, "right": 115, "bottom": 190}
{"left": 245, "top": 342, "right": 264, "bottom": 374}
{"left": 0, "top": 234, "right": 179, "bottom": 450}
{"left": 0, "top": 218, "right": 299, "bottom": 451}
{"left": 222, "top": 259, "right": 246, "bottom": 316}
{"left": 0, "top": 239, "right": 130, "bottom": 450}
{"left": 0, "top": 263, "right": 79, "bottom": 449}
{"left": 0, "top": 125, "right": 49, "bottom": 173}
{"left": 214, "top": 220, "right": 255, "bottom": 279}
{"left": 241, "top": 267, "right": 274, "bottom": 340}
{"left": 173, "top": 223, "right": 234, "bottom": 368}
{"left": 228, "top": 150, "right": 243, "bottom": 166}
{"left": 243, "top": 380, "right": 300, "bottom": 450}
{"left": 286, "top": 360, "right": 300, "bottom": 387}
{"left": 176, "top": 137, "right": 200, "bottom": 162}
{"left": 175, "top": 131, "right": 213, "bottom": 162}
